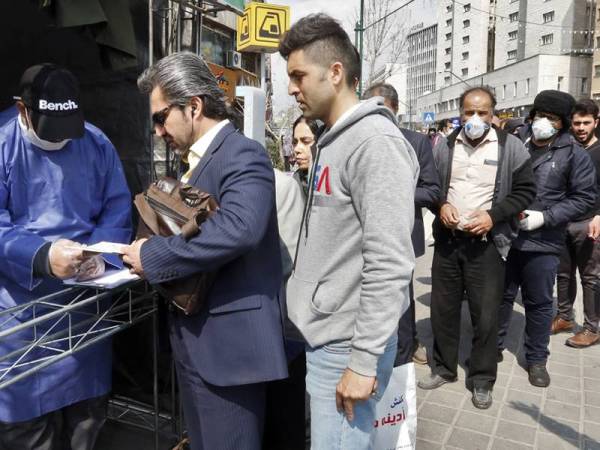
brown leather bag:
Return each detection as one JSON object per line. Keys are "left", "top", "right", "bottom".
{"left": 134, "top": 177, "right": 219, "bottom": 315}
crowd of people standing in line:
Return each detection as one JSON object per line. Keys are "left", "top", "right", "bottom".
{"left": 1, "top": 11, "right": 599, "bottom": 450}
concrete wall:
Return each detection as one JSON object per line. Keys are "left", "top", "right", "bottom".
{"left": 416, "top": 54, "right": 592, "bottom": 122}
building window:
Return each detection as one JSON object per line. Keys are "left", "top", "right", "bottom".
{"left": 446, "top": 4, "right": 453, "bottom": 12}
{"left": 508, "top": 30, "right": 518, "bottom": 40}
{"left": 446, "top": 18, "right": 452, "bottom": 27}
{"left": 595, "top": 65, "right": 600, "bottom": 77}
{"left": 444, "top": 76, "right": 451, "bottom": 85}
{"left": 582, "top": 77, "right": 588, "bottom": 94}
{"left": 525, "top": 78, "right": 530, "bottom": 95}
{"left": 200, "top": 26, "right": 233, "bottom": 67}
{"left": 463, "top": 35, "right": 470, "bottom": 44}
{"left": 464, "top": 3, "right": 471, "bottom": 12}
{"left": 543, "top": 11, "right": 555, "bottom": 23}
{"left": 507, "top": 50, "right": 517, "bottom": 60}
{"left": 445, "top": 62, "right": 451, "bottom": 70}
{"left": 509, "top": 12, "right": 519, "bottom": 22}
{"left": 463, "top": 19, "right": 470, "bottom": 28}
{"left": 462, "top": 68, "right": 468, "bottom": 77}
{"left": 502, "top": 85, "right": 506, "bottom": 100}
{"left": 445, "top": 47, "right": 452, "bottom": 55}
{"left": 541, "top": 34, "right": 553, "bottom": 45}
{"left": 596, "top": 37, "right": 600, "bottom": 48}
{"left": 513, "top": 81, "right": 518, "bottom": 97}
{"left": 446, "top": 33, "right": 452, "bottom": 41}
{"left": 557, "top": 76, "right": 563, "bottom": 90}
{"left": 462, "top": 51, "right": 469, "bottom": 60}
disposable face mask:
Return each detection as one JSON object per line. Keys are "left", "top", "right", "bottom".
{"left": 19, "top": 111, "right": 70, "bottom": 151}
{"left": 531, "top": 117, "right": 558, "bottom": 141}
{"left": 463, "top": 114, "right": 489, "bottom": 140}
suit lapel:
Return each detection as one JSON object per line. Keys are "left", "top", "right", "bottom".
{"left": 188, "top": 123, "right": 237, "bottom": 186}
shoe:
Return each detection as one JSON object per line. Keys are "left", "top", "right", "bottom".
{"left": 471, "top": 387, "right": 492, "bottom": 409}
{"left": 412, "top": 343, "right": 427, "bottom": 365}
{"left": 551, "top": 316, "right": 575, "bottom": 334}
{"left": 566, "top": 329, "right": 600, "bottom": 348}
{"left": 497, "top": 350, "right": 503, "bottom": 363}
{"left": 528, "top": 364, "right": 550, "bottom": 387}
{"left": 417, "top": 373, "right": 456, "bottom": 390}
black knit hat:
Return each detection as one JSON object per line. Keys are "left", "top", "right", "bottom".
{"left": 531, "top": 90, "right": 576, "bottom": 129}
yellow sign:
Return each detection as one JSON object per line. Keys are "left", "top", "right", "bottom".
{"left": 237, "top": 2, "right": 290, "bottom": 53}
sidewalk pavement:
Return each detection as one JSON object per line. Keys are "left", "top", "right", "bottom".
{"left": 412, "top": 243, "right": 600, "bottom": 450}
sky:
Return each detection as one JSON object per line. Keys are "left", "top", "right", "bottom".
{"left": 270, "top": 0, "right": 436, "bottom": 116}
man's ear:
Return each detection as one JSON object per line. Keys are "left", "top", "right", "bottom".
{"left": 15, "top": 100, "right": 26, "bottom": 116}
{"left": 189, "top": 96, "right": 203, "bottom": 118}
{"left": 329, "top": 61, "right": 345, "bottom": 87}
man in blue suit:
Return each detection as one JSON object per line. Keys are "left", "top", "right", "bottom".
{"left": 123, "top": 52, "right": 288, "bottom": 450}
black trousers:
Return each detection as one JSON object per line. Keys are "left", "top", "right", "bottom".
{"left": 0, "top": 395, "right": 108, "bottom": 450}
{"left": 557, "top": 219, "right": 600, "bottom": 333}
{"left": 430, "top": 236, "right": 505, "bottom": 390}
{"left": 396, "top": 280, "right": 418, "bottom": 366}
{"left": 263, "top": 351, "right": 306, "bottom": 450}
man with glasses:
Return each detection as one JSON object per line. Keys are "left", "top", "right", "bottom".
{"left": 0, "top": 63, "right": 131, "bottom": 450}
{"left": 122, "top": 52, "right": 288, "bottom": 450}
{"left": 498, "top": 90, "right": 597, "bottom": 387}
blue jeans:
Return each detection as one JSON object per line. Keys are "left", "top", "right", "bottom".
{"left": 498, "top": 249, "right": 560, "bottom": 365}
{"left": 306, "top": 335, "right": 398, "bottom": 450}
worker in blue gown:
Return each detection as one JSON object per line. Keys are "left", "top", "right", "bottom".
{"left": 0, "top": 64, "right": 132, "bottom": 450}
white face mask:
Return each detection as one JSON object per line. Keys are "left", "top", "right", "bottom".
{"left": 531, "top": 117, "right": 558, "bottom": 141}
{"left": 463, "top": 114, "right": 490, "bottom": 140}
{"left": 19, "top": 110, "right": 71, "bottom": 151}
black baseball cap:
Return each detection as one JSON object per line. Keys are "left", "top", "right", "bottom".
{"left": 15, "top": 64, "right": 84, "bottom": 142}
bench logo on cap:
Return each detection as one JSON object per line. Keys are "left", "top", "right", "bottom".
{"left": 38, "top": 99, "right": 79, "bottom": 112}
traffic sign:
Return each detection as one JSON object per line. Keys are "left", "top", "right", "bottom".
{"left": 237, "top": 2, "right": 290, "bottom": 53}
{"left": 423, "top": 112, "right": 435, "bottom": 124}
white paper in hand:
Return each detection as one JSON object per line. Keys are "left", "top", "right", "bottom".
{"left": 80, "top": 242, "right": 127, "bottom": 255}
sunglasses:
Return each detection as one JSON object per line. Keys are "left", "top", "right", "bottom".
{"left": 152, "top": 104, "right": 177, "bottom": 127}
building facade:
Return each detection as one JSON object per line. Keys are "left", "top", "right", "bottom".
{"left": 416, "top": 0, "right": 594, "bottom": 123}
{"left": 436, "top": 0, "right": 496, "bottom": 89}
{"left": 406, "top": 23, "right": 438, "bottom": 121}
{"left": 592, "top": 1, "right": 600, "bottom": 100}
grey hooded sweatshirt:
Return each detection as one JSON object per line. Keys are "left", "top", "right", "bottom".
{"left": 286, "top": 97, "right": 419, "bottom": 377}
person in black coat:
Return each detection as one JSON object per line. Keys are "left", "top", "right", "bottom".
{"left": 498, "top": 90, "right": 597, "bottom": 388}
{"left": 363, "top": 83, "right": 441, "bottom": 366}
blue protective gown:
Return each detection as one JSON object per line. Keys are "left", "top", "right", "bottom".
{"left": 0, "top": 116, "right": 132, "bottom": 422}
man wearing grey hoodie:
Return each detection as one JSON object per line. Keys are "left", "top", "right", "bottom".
{"left": 280, "top": 14, "right": 419, "bottom": 449}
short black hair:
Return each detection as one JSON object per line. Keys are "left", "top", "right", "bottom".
{"left": 572, "top": 99, "right": 599, "bottom": 120}
{"left": 363, "top": 83, "right": 398, "bottom": 111}
{"left": 292, "top": 115, "right": 320, "bottom": 138}
{"left": 279, "top": 13, "right": 360, "bottom": 89}
{"left": 437, "top": 118, "right": 451, "bottom": 131}
{"left": 459, "top": 85, "right": 497, "bottom": 111}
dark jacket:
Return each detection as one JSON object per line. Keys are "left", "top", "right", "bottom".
{"left": 576, "top": 139, "right": 600, "bottom": 220}
{"left": 400, "top": 128, "right": 441, "bottom": 257}
{"left": 513, "top": 131, "right": 597, "bottom": 254}
{"left": 432, "top": 127, "right": 537, "bottom": 259}
{"left": 141, "top": 123, "right": 288, "bottom": 386}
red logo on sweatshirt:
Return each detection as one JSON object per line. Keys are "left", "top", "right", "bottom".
{"left": 315, "top": 166, "right": 331, "bottom": 195}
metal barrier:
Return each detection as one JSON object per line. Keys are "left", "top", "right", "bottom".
{"left": 0, "top": 281, "right": 172, "bottom": 450}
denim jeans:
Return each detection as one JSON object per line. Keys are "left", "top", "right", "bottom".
{"left": 306, "top": 335, "right": 398, "bottom": 450}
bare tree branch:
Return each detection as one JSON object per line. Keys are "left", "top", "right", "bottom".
{"left": 351, "top": 0, "right": 410, "bottom": 87}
